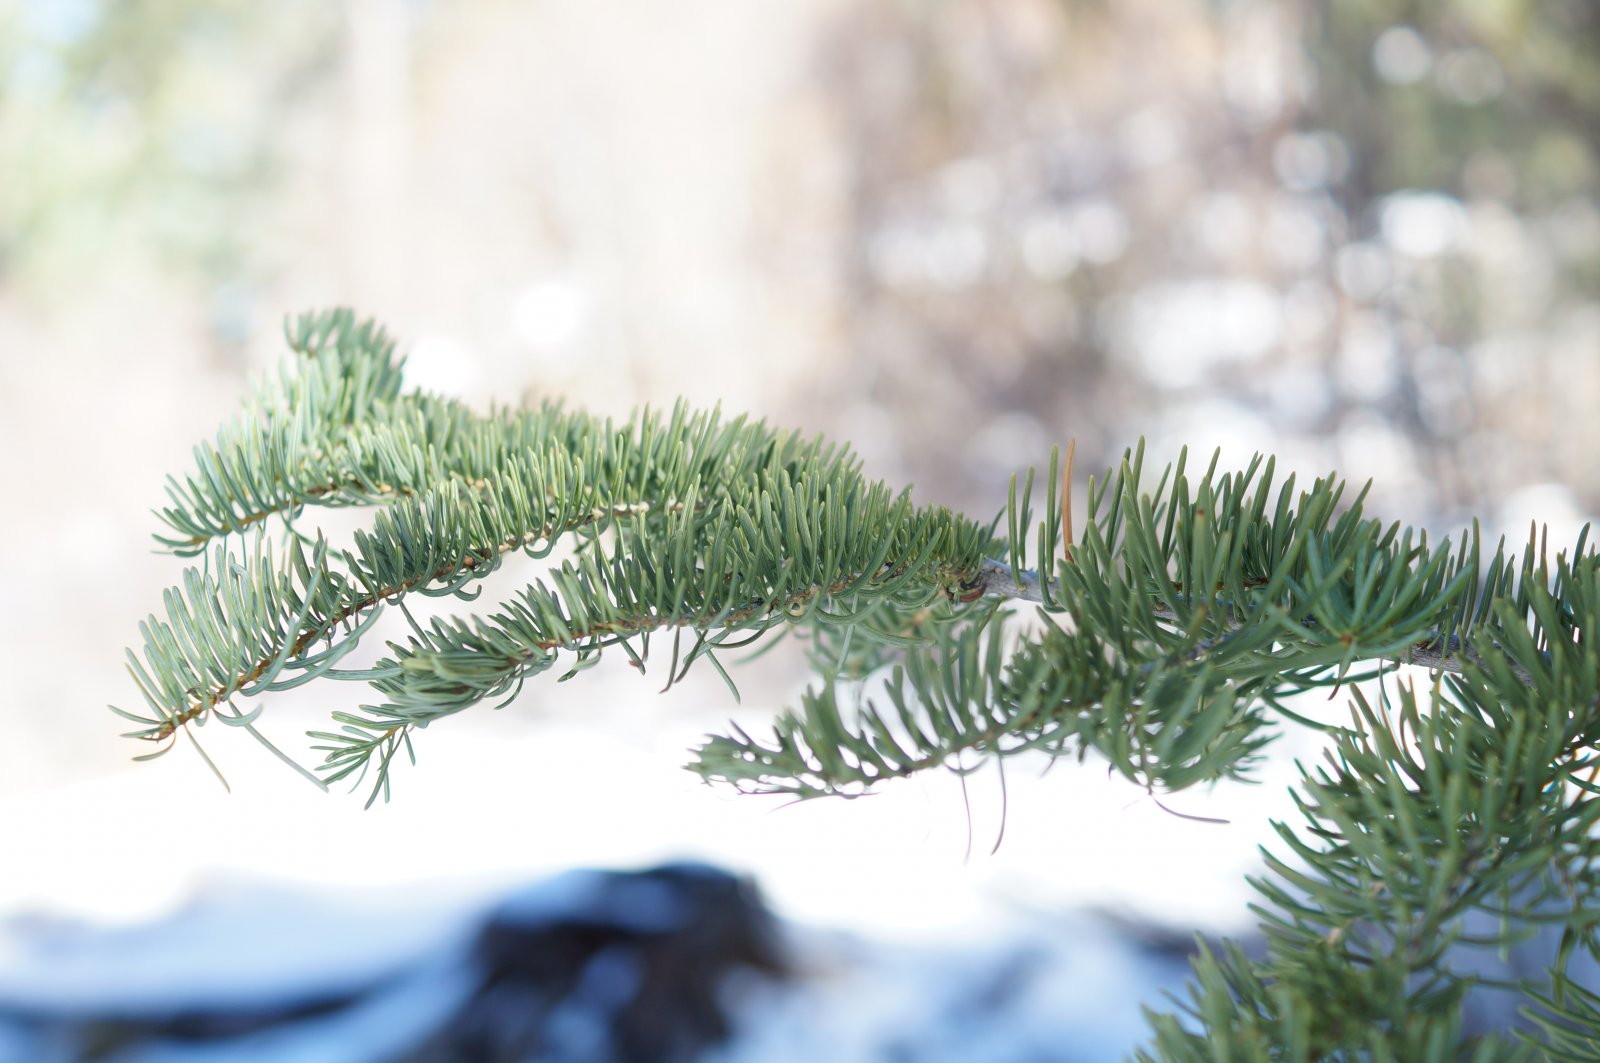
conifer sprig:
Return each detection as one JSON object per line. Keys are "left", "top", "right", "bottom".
{"left": 116, "top": 309, "right": 997, "bottom": 795}
{"left": 115, "top": 309, "right": 1600, "bottom": 1057}
{"left": 691, "top": 442, "right": 1539, "bottom": 798}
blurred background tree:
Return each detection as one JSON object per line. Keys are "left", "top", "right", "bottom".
{"left": 0, "top": 1, "right": 335, "bottom": 320}
{"left": 815, "top": 0, "right": 1600, "bottom": 527}
{"left": 3, "top": 0, "right": 1594, "bottom": 534}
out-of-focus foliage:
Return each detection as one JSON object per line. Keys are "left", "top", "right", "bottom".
{"left": 1313, "top": 3, "right": 1599, "bottom": 205}
{"left": 0, "top": 0, "right": 336, "bottom": 295}
{"left": 1305, "top": 2, "right": 1600, "bottom": 500}
{"left": 3, "top": 2, "right": 1595, "bottom": 521}
{"left": 817, "top": 0, "right": 1600, "bottom": 522}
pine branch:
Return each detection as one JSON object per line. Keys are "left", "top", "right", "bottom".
{"left": 970, "top": 555, "right": 1538, "bottom": 685}
{"left": 117, "top": 320, "right": 996, "bottom": 789}
{"left": 311, "top": 470, "right": 997, "bottom": 802}
{"left": 114, "top": 309, "right": 1600, "bottom": 1059}
{"left": 132, "top": 488, "right": 654, "bottom": 744}
{"left": 697, "top": 442, "right": 1574, "bottom": 798}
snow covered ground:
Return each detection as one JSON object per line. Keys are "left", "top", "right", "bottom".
{"left": 10, "top": 660, "right": 1563, "bottom": 1060}
{"left": 0, "top": 864, "right": 1199, "bottom": 1062}
{"left": 0, "top": 667, "right": 1270, "bottom": 1062}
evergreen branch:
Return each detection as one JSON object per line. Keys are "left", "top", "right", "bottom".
{"left": 312, "top": 468, "right": 995, "bottom": 796}
{"left": 696, "top": 443, "right": 1574, "bottom": 798}
{"left": 115, "top": 308, "right": 1600, "bottom": 1058}
{"left": 119, "top": 321, "right": 993, "bottom": 792}
{"left": 1526, "top": 979, "right": 1600, "bottom": 1061}
{"left": 159, "top": 310, "right": 862, "bottom": 557}
{"left": 970, "top": 555, "right": 1537, "bottom": 685}
{"left": 1139, "top": 670, "right": 1600, "bottom": 1059}
{"left": 125, "top": 480, "right": 728, "bottom": 745}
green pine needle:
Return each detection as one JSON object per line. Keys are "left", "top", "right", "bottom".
{"left": 115, "top": 308, "right": 1600, "bottom": 1059}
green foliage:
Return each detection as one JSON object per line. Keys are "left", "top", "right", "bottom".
{"left": 0, "top": 0, "right": 337, "bottom": 293}
{"left": 116, "top": 310, "right": 1600, "bottom": 1058}
{"left": 116, "top": 308, "right": 997, "bottom": 802}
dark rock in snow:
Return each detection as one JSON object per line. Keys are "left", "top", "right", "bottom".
{"left": 0, "top": 863, "right": 785, "bottom": 1063}
{"left": 0, "top": 863, "right": 1589, "bottom": 1062}
{"left": 395, "top": 863, "right": 787, "bottom": 1063}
